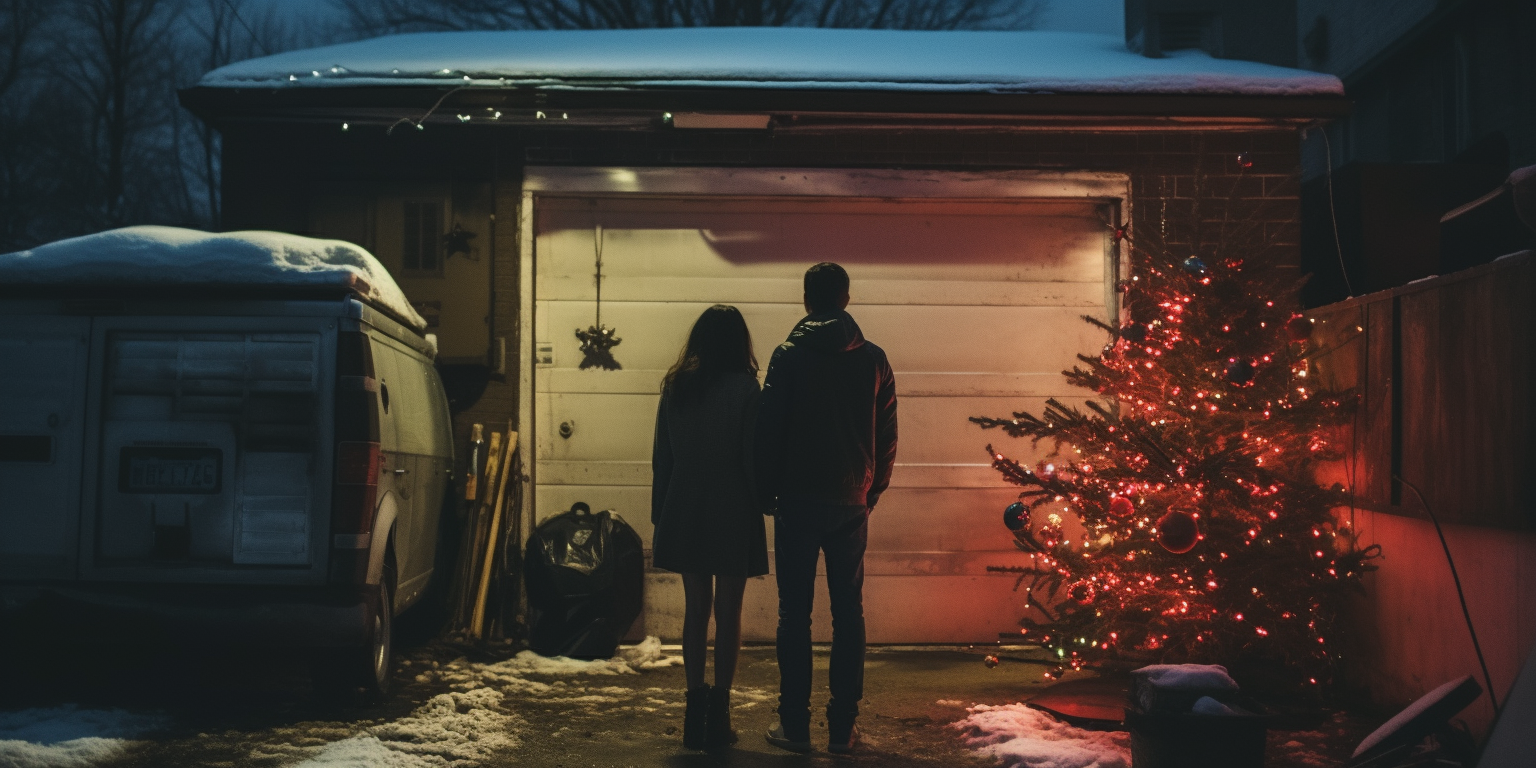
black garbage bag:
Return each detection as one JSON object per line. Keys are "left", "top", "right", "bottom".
{"left": 524, "top": 502, "right": 644, "bottom": 659}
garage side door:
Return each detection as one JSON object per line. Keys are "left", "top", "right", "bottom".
{"left": 534, "top": 196, "right": 1113, "bottom": 643}
{"left": 0, "top": 317, "right": 91, "bottom": 581}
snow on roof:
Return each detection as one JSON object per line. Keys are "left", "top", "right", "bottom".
{"left": 0, "top": 226, "right": 427, "bottom": 332}
{"left": 199, "top": 28, "right": 1342, "bottom": 97}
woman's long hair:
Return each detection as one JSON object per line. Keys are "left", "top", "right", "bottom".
{"left": 662, "top": 305, "right": 758, "bottom": 405}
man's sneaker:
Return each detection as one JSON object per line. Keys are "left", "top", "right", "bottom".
{"left": 828, "top": 723, "right": 860, "bottom": 754}
{"left": 765, "top": 722, "right": 812, "bottom": 753}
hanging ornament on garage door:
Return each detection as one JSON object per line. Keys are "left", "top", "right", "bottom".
{"left": 576, "top": 225, "right": 622, "bottom": 370}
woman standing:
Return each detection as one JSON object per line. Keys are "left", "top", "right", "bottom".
{"left": 651, "top": 304, "right": 768, "bottom": 751}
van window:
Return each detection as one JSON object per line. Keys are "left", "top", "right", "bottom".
{"left": 378, "top": 345, "right": 435, "bottom": 457}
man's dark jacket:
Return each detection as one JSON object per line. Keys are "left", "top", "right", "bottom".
{"left": 755, "top": 310, "right": 898, "bottom": 510}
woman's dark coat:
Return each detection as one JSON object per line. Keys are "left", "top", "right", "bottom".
{"left": 650, "top": 372, "right": 769, "bottom": 577}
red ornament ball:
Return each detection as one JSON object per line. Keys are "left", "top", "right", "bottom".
{"left": 983, "top": 654, "right": 1001, "bottom": 669}
{"left": 1109, "top": 496, "right": 1136, "bottom": 518}
{"left": 1157, "top": 510, "right": 1201, "bottom": 554}
{"left": 1285, "top": 315, "right": 1314, "bottom": 342}
{"left": 1067, "top": 580, "right": 1097, "bottom": 605}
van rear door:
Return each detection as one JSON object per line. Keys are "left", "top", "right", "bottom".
{"left": 0, "top": 317, "right": 91, "bottom": 581}
{"left": 84, "top": 315, "right": 335, "bottom": 585}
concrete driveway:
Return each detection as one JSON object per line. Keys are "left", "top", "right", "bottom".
{"left": 0, "top": 634, "right": 1371, "bottom": 768}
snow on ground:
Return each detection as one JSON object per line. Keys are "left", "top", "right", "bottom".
{"left": 293, "top": 688, "right": 520, "bottom": 768}
{"left": 0, "top": 705, "right": 165, "bottom": 768}
{"left": 286, "top": 637, "right": 682, "bottom": 767}
{"left": 199, "top": 28, "right": 1342, "bottom": 96}
{"left": 953, "top": 703, "right": 1130, "bottom": 768}
{"left": 0, "top": 226, "right": 426, "bottom": 332}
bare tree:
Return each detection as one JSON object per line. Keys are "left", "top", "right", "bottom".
{"left": 174, "top": 0, "right": 311, "bottom": 226}
{"left": 337, "top": 0, "right": 1040, "bottom": 35}
{"left": 50, "top": 0, "right": 184, "bottom": 226}
{"left": 0, "top": 0, "right": 59, "bottom": 247}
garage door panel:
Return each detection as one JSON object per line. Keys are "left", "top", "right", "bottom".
{"left": 539, "top": 300, "right": 1107, "bottom": 375}
{"left": 538, "top": 460, "right": 1013, "bottom": 489}
{"left": 538, "top": 392, "right": 1083, "bottom": 466}
{"left": 539, "top": 200, "right": 1107, "bottom": 284}
{"left": 640, "top": 572, "right": 1038, "bottom": 643}
{"left": 540, "top": 369, "right": 1079, "bottom": 398}
{"left": 528, "top": 486, "right": 1065, "bottom": 560}
{"left": 868, "top": 488, "right": 1033, "bottom": 552}
{"left": 536, "top": 300, "right": 797, "bottom": 375}
{"left": 541, "top": 276, "right": 1104, "bottom": 308}
{"left": 537, "top": 392, "right": 658, "bottom": 462}
{"left": 895, "top": 395, "right": 1098, "bottom": 464}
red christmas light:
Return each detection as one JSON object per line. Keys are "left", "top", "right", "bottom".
{"left": 968, "top": 178, "right": 1379, "bottom": 691}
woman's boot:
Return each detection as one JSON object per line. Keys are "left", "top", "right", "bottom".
{"left": 683, "top": 685, "right": 711, "bottom": 750}
{"left": 707, "top": 686, "right": 739, "bottom": 749}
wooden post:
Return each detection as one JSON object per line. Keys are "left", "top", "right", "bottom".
{"left": 471, "top": 422, "right": 517, "bottom": 639}
{"left": 455, "top": 431, "right": 502, "bottom": 629}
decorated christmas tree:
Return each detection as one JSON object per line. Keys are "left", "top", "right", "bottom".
{"left": 973, "top": 165, "right": 1377, "bottom": 691}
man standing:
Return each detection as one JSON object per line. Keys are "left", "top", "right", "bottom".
{"left": 756, "top": 262, "right": 898, "bottom": 754}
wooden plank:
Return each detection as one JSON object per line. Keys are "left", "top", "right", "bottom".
{"left": 1363, "top": 299, "right": 1395, "bottom": 508}
{"left": 1308, "top": 251, "right": 1533, "bottom": 530}
{"left": 470, "top": 426, "right": 517, "bottom": 638}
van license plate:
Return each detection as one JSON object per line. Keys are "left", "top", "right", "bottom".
{"left": 120, "top": 447, "right": 222, "bottom": 494}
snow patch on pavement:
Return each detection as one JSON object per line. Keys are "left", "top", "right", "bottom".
{"left": 953, "top": 703, "right": 1130, "bottom": 768}
{"left": 425, "top": 636, "right": 680, "bottom": 690}
{"left": 292, "top": 638, "right": 678, "bottom": 767}
{"left": 0, "top": 705, "right": 165, "bottom": 768}
{"left": 294, "top": 688, "right": 519, "bottom": 768}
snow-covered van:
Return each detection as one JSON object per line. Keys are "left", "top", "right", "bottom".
{"left": 0, "top": 227, "right": 453, "bottom": 695}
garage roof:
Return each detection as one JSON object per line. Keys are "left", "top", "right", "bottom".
{"left": 199, "top": 28, "right": 1340, "bottom": 97}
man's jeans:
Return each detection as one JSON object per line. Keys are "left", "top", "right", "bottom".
{"left": 774, "top": 501, "right": 868, "bottom": 733}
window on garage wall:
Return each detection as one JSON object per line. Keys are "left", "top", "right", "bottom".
{"left": 402, "top": 199, "right": 444, "bottom": 276}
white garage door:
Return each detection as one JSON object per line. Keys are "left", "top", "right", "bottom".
{"left": 532, "top": 187, "right": 1118, "bottom": 644}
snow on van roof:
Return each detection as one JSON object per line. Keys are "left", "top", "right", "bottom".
{"left": 199, "top": 28, "right": 1342, "bottom": 97}
{"left": 0, "top": 226, "right": 427, "bottom": 331}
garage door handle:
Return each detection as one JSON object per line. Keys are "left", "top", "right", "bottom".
{"left": 393, "top": 468, "right": 409, "bottom": 475}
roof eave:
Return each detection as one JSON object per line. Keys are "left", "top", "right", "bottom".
{"left": 179, "top": 84, "right": 1351, "bottom": 128}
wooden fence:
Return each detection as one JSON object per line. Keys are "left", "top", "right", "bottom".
{"left": 1307, "top": 250, "right": 1534, "bottom": 529}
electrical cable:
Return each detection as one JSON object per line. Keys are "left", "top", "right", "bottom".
{"left": 1393, "top": 473, "right": 1501, "bottom": 717}
{"left": 387, "top": 86, "right": 468, "bottom": 135}
{"left": 1317, "top": 127, "right": 1355, "bottom": 297}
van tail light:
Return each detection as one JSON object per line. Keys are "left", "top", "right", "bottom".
{"left": 332, "top": 441, "right": 380, "bottom": 535}
{"left": 331, "top": 331, "right": 381, "bottom": 584}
